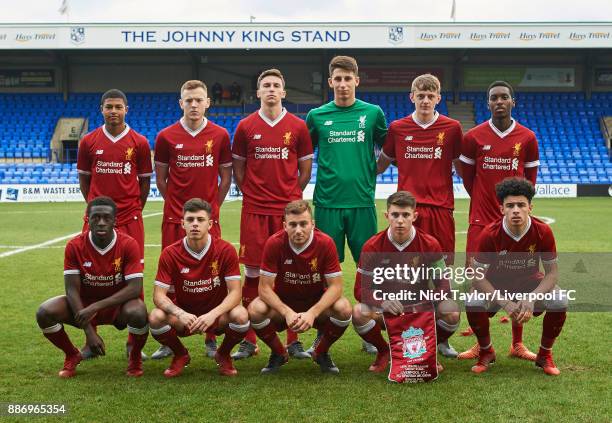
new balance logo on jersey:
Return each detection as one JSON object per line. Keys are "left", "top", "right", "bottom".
{"left": 83, "top": 261, "right": 92, "bottom": 267}
{"left": 404, "top": 136, "right": 413, "bottom": 141}
{"left": 324, "top": 121, "right": 333, "bottom": 126}
{"left": 359, "top": 115, "right": 367, "bottom": 129}
{"left": 180, "top": 267, "right": 190, "bottom": 274}
{"left": 175, "top": 144, "right": 184, "bottom": 149}
{"left": 95, "top": 150, "right": 104, "bottom": 155}
{"left": 483, "top": 145, "right": 491, "bottom": 150}
{"left": 284, "top": 259, "right": 293, "bottom": 265}
{"left": 253, "top": 134, "right": 262, "bottom": 140}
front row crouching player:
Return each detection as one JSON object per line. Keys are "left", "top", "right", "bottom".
{"left": 352, "top": 191, "right": 460, "bottom": 374}
{"left": 248, "top": 200, "right": 352, "bottom": 374}
{"left": 466, "top": 177, "right": 567, "bottom": 375}
{"left": 36, "top": 197, "right": 149, "bottom": 378}
{"left": 148, "top": 198, "right": 249, "bottom": 377}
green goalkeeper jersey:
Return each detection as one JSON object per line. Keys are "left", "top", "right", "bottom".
{"left": 306, "top": 99, "right": 387, "bottom": 208}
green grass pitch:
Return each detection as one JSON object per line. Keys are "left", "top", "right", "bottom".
{"left": 1, "top": 198, "right": 611, "bottom": 422}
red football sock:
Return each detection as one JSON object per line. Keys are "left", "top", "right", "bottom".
{"left": 314, "top": 317, "right": 350, "bottom": 355}
{"left": 42, "top": 324, "right": 79, "bottom": 356}
{"left": 151, "top": 327, "right": 187, "bottom": 356}
{"left": 127, "top": 326, "right": 149, "bottom": 360}
{"left": 511, "top": 320, "right": 524, "bottom": 345}
{"left": 466, "top": 311, "right": 491, "bottom": 349}
{"left": 540, "top": 311, "right": 567, "bottom": 351}
{"left": 242, "top": 276, "right": 259, "bottom": 345}
{"left": 218, "top": 323, "right": 248, "bottom": 355}
{"left": 355, "top": 320, "right": 389, "bottom": 352}
{"left": 286, "top": 329, "right": 298, "bottom": 345}
{"left": 252, "top": 320, "right": 285, "bottom": 356}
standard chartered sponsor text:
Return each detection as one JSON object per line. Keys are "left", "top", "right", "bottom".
{"left": 95, "top": 161, "right": 124, "bottom": 174}
{"left": 482, "top": 155, "right": 512, "bottom": 170}
{"left": 327, "top": 130, "right": 357, "bottom": 143}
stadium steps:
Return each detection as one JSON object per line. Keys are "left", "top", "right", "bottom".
{"left": 447, "top": 101, "right": 475, "bottom": 131}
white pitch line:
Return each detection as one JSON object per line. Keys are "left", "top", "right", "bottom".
{"left": 0, "top": 212, "right": 162, "bottom": 259}
{"left": 536, "top": 215, "right": 556, "bottom": 225}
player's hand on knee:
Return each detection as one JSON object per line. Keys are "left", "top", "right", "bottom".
{"left": 382, "top": 300, "right": 403, "bottom": 316}
{"left": 294, "top": 311, "right": 315, "bottom": 333}
{"left": 286, "top": 311, "right": 301, "bottom": 331}
{"left": 190, "top": 313, "right": 215, "bottom": 333}
{"left": 515, "top": 300, "right": 534, "bottom": 324}
{"left": 178, "top": 311, "right": 197, "bottom": 330}
{"left": 85, "top": 331, "right": 106, "bottom": 356}
{"left": 502, "top": 300, "right": 519, "bottom": 318}
{"left": 75, "top": 304, "right": 99, "bottom": 328}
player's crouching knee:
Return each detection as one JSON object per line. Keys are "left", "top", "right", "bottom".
{"left": 148, "top": 308, "right": 167, "bottom": 328}
{"left": 441, "top": 311, "right": 460, "bottom": 326}
{"left": 247, "top": 297, "right": 268, "bottom": 322}
{"left": 333, "top": 297, "right": 353, "bottom": 321}
{"left": 230, "top": 305, "right": 249, "bottom": 325}
{"left": 125, "top": 299, "right": 148, "bottom": 327}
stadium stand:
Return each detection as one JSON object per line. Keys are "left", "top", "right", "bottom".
{"left": 0, "top": 92, "right": 610, "bottom": 185}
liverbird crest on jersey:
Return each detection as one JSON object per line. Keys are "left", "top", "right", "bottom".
{"left": 113, "top": 257, "right": 122, "bottom": 272}
{"left": 210, "top": 260, "right": 219, "bottom": 276}
{"left": 309, "top": 257, "right": 318, "bottom": 272}
{"left": 125, "top": 147, "right": 134, "bottom": 161}
{"left": 205, "top": 140, "right": 214, "bottom": 154}
{"left": 283, "top": 132, "right": 292, "bottom": 145}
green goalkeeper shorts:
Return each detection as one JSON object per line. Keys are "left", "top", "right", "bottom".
{"left": 314, "top": 206, "right": 377, "bottom": 263}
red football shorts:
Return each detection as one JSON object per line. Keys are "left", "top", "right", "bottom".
{"left": 82, "top": 299, "right": 124, "bottom": 329}
{"left": 239, "top": 212, "right": 284, "bottom": 266}
{"left": 414, "top": 204, "right": 455, "bottom": 265}
{"left": 161, "top": 220, "right": 221, "bottom": 250}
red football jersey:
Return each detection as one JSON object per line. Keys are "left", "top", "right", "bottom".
{"left": 63, "top": 230, "right": 143, "bottom": 303}
{"left": 154, "top": 119, "right": 232, "bottom": 223}
{"left": 460, "top": 120, "right": 540, "bottom": 225}
{"left": 355, "top": 226, "right": 445, "bottom": 303}
{"left": 382, "top": 112, "right": 463, "bottom": 209}
{"left": 77, "top": 125, "right": 152, "bottom": 226}
{"left": 232, "top": 109, "right": 314, "bottom": 215}
{"left": 474, "top": 217, "right": 557, "bottom": 290}
{"left": 154, "top": 235, "right": 241, "bottom": 315}
{"left": 260, "top": 229, "right": 342, "bottom": 302}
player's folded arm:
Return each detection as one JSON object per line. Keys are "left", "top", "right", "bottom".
{"left": 309, "top": 273, "right": 343, "bottom": 318}
{"left": 89, "top": 274, "right": 144, "bottom": 311}
{"left": 63, "top": 272, "right": 86, "bottom": 316}
{"left": 258, "top": 272, "right": 291, "bottom": 318}
{"left": 152, "top": 282, "right": 185, "bottom": 317}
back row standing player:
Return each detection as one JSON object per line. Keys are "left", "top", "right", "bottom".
{"left": 231, "top": 69, "right": 314, "bottom": 359}
{"left": 77, "top": 89, "right": 152, "bottom": 359}
{"left": 306, "top": 56, "right": 387, "bottom": 354}
{"left": 376, "top": 74, "right": 463, "bottom": 358}
{"left": 459, "top": 81, "right": 540, "bottom": 360}
{"left": 152, "top": 80, "right": 233, "bottom": 359}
